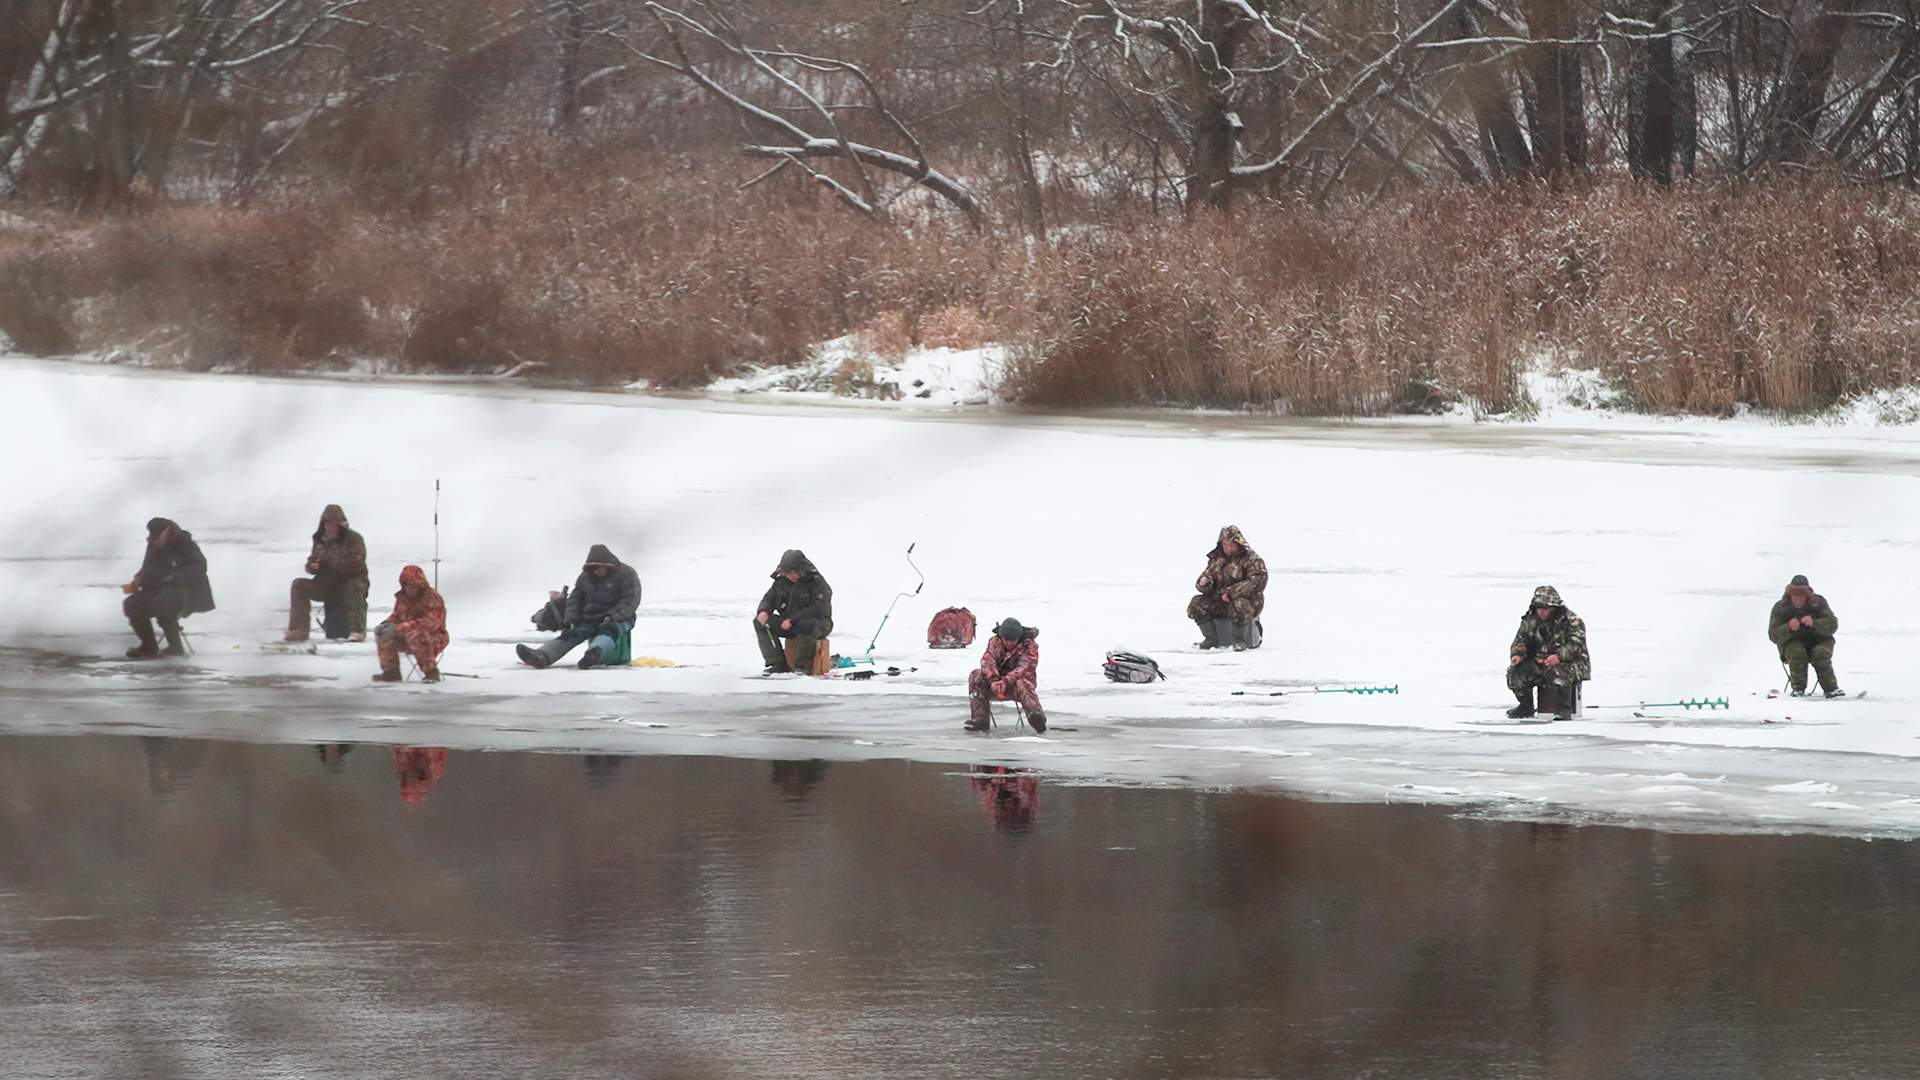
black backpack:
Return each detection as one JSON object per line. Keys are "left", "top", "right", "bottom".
{"left": 1103, "top": 650, "right": 1165, "bottom": 684}
{"left": 531, "top": 586, "right": 570, "bottom": 633}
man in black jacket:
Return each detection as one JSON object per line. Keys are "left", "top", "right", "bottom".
{"left": 123, "top": 517, "right": 215, "bottom": 659}
{"left": 516, "top": 544, "right": 642, "bottom": 670}
{"left": 754, "top": 549, "right": 833, "bottom": 675}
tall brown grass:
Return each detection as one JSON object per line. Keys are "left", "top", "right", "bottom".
{"left": 4, "top": 168, "right": 1919, "bottom": 416}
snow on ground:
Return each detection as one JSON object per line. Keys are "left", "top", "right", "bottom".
{"left": 707, "top": 335, "right": 1004, "bottom": 407}
{"left": 7, "top": 356, "right": 1920, "bottom": 839}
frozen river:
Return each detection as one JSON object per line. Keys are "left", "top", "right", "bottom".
{"left": 6, "top": 358, "right": 1920, "bottom": 836}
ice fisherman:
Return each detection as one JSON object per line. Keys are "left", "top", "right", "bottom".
{"left": 286, "top": 504, "right": 369, "bottom": 642}
{"left": 967, "top": 617, "right": 1046, "bottom": 734}
{"left": 122, "top": 517, "right": 215, "bottom": 660}
{"left": 1188, "top": 525, "right": 1267, "bottom": 650}
{"left": 515, "top": 544, "right": 641, "bottom": 670}
{"left": 1768, "top": 574, "right": 1843, "bottom": 698}
{"left": 373, "top": 565, "right": 447, "bottom": 683}
{"left": 1506, "top": 585, "right": 1590, "bottom": 720}
{"left": 754, "top": 549, "right": 834, "bottom": 675}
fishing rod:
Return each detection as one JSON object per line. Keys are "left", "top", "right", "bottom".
{"left": 834, "top": 542, "right": 923, "bottom": 669}
{"left": 432, "top": 478, "right": 441, "bottom": 590}
{"left": 1231, "top": 684, "right": 1399, "bottom": 697}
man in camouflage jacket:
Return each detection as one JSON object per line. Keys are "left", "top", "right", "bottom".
{"left": 287, "top": 504, "right": 369, "bottom": 642}
{"left": 967, "top": 618, "right": 1045, "bottom": 734}
{"left": 754, "top": 549, "right": 834, "bottom": 674}
{"left": 373, "top": 565, "right": 448, "bottom": 683}
{"left": 1768, "top": 574, "right": 1842, "bottom": 697}
{"left": 1187, "top": 525, "right": 1268, "bottom": 650}
{"left": 1507, "top": 585, "right": 1590, "bottom": 720}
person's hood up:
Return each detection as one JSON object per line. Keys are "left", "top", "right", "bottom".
{"left": 1528, "top": 585, "right": 1565, "bottom": 611}
{"left": 772, "top": 549, "right": 817, "bottom": 578}
{"left": 399, "top": 565, "right": 431, "bottom": 591}
{"left": 583, "top": 543, "right": 621, "bottom": 569}
{"left": 1210, "top": 525, "right": 1252, "bottom": 557}
{"left": 146, "top": 517, "right": 179, "bottom": 539}
{"left": 314, "top": 504, "right": 349, "bottom": 539}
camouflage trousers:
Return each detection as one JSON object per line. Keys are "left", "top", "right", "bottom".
{"left": 1779, "top": 639, "right": 1838, "bottom": 694}
{"left": 289, "top": 576, "right": 368, "bottom": 639}
{"left": 969, "top": 670, "right": 1042, "bottom": 726}
{"left": 1187, "top": 593, "right": 1260, "bottom": 624}
{"left": 1507, "top": 659, "right": 1575, "bottom": 700}
{"left": 376, "top": 622, "right": 443, "bottom": 676}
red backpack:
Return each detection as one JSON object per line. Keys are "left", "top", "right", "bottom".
{"left": 926, "top": 607, "right": 977, "bottom": 649}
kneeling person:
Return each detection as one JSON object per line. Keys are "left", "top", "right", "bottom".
{"left": 1769, "top": 574, "right": 1842, "bottom": 698}
{"left": 516, "top": 545, "right": 641, "bottom": 670}
{"left": 753, "top": 550, "right": 833, "bottom": 674}
{"left": 967, "top": 618, "right": 1045, "bottom": 734}
{"left": 373, "top": 565, "right": 448, "bottom": 683}
{"left": 1507, "top": 585, "right": 1590, "bottom": 720}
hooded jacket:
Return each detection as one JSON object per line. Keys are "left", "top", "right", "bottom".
{"left": 1194, "top": 525, "right": 1268, "bottom": 618}
{"left": 135, "top": 518, "right": 216, "bottom": 615}
{"left": 758, "top": 549, "right": 833, "bottom": 632}
{"left": 1509, "top": 585, "right": 1590, "bottom": 680}
{"left": 385, "top": 565, "right": 449, "bottom": 658}
{"left": 307, "top": 504, "right": 368, "bottom": 585}
{"left": 1768, "top": 582, "right": 1837, "bottom": 648}
{"left": 564, "top": 544, "right": 642, "bottom": 627}
{"left": 979, "top": 625, "right": 1040, "bottom": 688}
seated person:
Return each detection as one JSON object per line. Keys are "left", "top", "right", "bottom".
{"left": 516, "top": 545, "right": 641, "bottom": 670}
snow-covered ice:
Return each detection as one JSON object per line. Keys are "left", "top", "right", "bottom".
{"left": 7, "top": 356, "right": 1920, "bottom": 838}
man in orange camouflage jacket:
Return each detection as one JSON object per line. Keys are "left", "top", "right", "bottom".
{"left": 967, "top": 618, "right": 1045, "bottom": 734}
{"left": 373, "top": 565, "right": 448, "bottom": 684}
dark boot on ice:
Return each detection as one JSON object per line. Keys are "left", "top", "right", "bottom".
{"left": 1193, "top": 619, "right": 1221, "bottom": 650}
{"left": 1824, "top": 686, "right": 1846, "bottom": 699}
{"left": 371, "top": 670, "right": 402, "bottom": 683}
{"left": 126, "top": 643, "right": 161, "bottom": 660}
{"left": 516, "top": 643, "right": 553, "bottom": 669}
{"left": 160, "top": 623, "right": 186, "bottom": 658}
{"left": 1026, "top": 710, "right": 1048, "bottom": 735}
{"left": 421, "top": 668, "right": 442, "bottom": 684}
{"left": 1506, "top": 688, "right": 1535, "bottom": 720}
{"left": 578, "top": 646, "right": 603, "bottom": 670}
{"left": 1539, "top": 683, "right": 1573, "bottom": 721}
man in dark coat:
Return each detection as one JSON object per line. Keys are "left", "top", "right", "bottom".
{"left": 1506, "top": 584, "right": 1590, "bottom": 720}
{"left": 967, "top": 617, "right": 1045, "bottom": 734}
{"left": 754, "top": 549, "right": 833, "bottom": 674}
{"left": 286, "top": 504, "right": 369, "bottom": 642}
{"left": 517, "top": 544, "right": 642, "bottom": 670}
{"left": 1769, "top": 574, "right": 1842, "bottom": 698}
{"left": 123, "top": 517, "right": 214, "bottom": 659}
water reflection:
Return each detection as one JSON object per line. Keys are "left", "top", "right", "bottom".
{"left": 315, "top": 743, "right": 354, "bottom": 773}
{"left": 139, "top": 735, "right": 207, "bottom": 796}
{"left": 582, "top": 754, "right": 627, "bottom": 788}
{"left": 768, "top": 758, "right": 830, "bottom": 801}
{"left": 0, "top": 734, "right": 1915, "bottom": 1079}
{"left": 391, "top": 745, "right": 448, "bottom": 806}
{"left": 970, "top": 765, "right": 1039, "bottom": 833}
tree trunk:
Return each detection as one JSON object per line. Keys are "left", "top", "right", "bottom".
{"left": 1185, "top": 0, "right": 1250, "bottom": 212}
{"left": 1631, "top": 6, "right": 1677, "bottom": 183}
{"left": 554, "top": 0, "right": 585, "bottom": 132}
{"left": 1760, "top": 0, "right": 1857, "bottom": 167}
{"left": 1523, "top": 0, "right": 1586, "bottom": 179}
{"left": 1456, "top": 5, "right": 1532, "bottom": 179}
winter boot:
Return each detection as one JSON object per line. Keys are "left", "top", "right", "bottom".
{"left": 126, "top": 643, "right": 161, "bottom": 660}
{"left": 1506, "top": 687, "right": 1536, "bottom": 720}
{"left": 516, "top": 643, "right": 553, "bottom": 670}
{"left": 578, "top": 646, "right": 603, "bottom": 670}
{"left": 421, "top": 668, "right": 442, "bottom": 684}
{"left": 1824, "top": 686, "right": 1846, "bottom": 699}
{"left": 161, "top": 624, "right": 186, "bottom": 658}
{"left": 371, "top": 670, "right": 402, "bottom": 683}
{"left": 1230, "top": 620, "right": 1261, "bottom": 651}
{"left": 284, "top": 628, "right": 310, "bottom": 643}
{"left": 349, "top": 630, "right": 367, "bottom": 644}
{"left": 1026, "top": 710, "right": 1048, "bottom": 735}
{"left": 1193, "top": 619, "right": 1221, "bottom": 650}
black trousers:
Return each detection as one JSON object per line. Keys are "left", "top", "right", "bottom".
{"left": 125, "top": 586, "right": 187, "bottom": 648}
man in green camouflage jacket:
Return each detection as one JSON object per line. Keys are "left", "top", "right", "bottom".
{"left": 1768, "top": 574, "right": 1842, "bottom": 698}
{"left": 1507, "top": 585, "right": 1590, "bottom": 720}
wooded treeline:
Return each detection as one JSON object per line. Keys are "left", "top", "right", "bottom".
{"left": 5, "top": 0, "right": 1919, "bottom": 222}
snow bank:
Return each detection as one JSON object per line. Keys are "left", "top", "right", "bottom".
{"left": 7, "top": 355, "right": 1920, "bottom": 838}
{"left": 708, "top": 335, "right": 1005, "bottom": 408}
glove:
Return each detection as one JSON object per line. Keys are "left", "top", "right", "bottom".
{"left": 991, "top": 679, "right": 1007, "bottom": 698}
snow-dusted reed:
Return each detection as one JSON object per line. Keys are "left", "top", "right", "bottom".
{"left": 7, "top": 358, "right": 1920, "bottom": 837}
